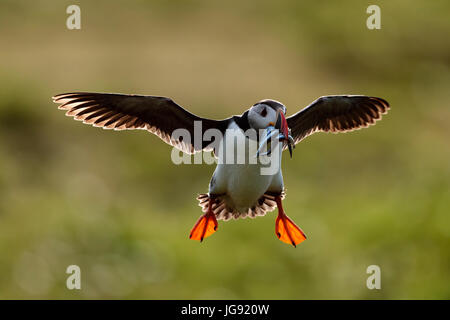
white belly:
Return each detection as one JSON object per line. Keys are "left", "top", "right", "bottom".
{"left": 209, "top": 121, "right": 284, "bottom": 212}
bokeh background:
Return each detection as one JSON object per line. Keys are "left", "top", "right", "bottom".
{"left": 0, "top": 0, "right": 448, "bottom": 299}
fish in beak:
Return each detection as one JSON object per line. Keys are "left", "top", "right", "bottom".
{"left": 257, "top": 110, "right": 295, "bottom": 158}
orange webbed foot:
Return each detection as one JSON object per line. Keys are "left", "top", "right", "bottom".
{"left": 275, "top": 214, "right": 307, "bottom": 247}
{"left": 189, "top": 199, "right": 218, "bottom": 242}
{"left": 275, "top": 196, "right": 306, "bottom": 247}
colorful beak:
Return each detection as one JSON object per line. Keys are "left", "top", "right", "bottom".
{"left": 275, "top": 110, "right": 289, "bottom": 143}
{"left": 275, "top": 110, "right": 294, "bottom": 158}
{"left": 256, "top": 110, "right": 295, "bottom": 158}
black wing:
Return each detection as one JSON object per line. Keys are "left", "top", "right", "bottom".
{"left": 287, "top": 95, "right": 389, "bottom": 144}
{"left": 53, "top": 92, "right": 230, "bottom": 153}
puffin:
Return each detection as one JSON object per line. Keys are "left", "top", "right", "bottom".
{"left": 53, "top": 92, "right": 389, "bottom": 247}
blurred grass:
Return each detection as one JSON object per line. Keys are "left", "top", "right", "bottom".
{"left": 0, "top": 0, "right": 449, "bottom": 299}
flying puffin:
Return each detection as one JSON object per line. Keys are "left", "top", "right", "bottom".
{"left": 53, "top": 92, "right": 389, "bottom": 247}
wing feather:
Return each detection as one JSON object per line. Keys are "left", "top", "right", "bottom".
{"left": 53, "top": 92, "right": 230, "bottom": 153}
{"left": 287, "top": 95, "right": 389, "bottom": 144}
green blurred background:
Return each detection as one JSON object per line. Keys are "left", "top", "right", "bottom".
{"left": 0, "top": 0, "right": 448, "bottom": 299}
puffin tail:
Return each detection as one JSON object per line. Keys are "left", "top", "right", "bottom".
{"left": 196, "top": 192, "right": 285, "bottom": 221}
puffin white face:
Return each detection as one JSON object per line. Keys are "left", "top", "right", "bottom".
{"left": 248, "top": 100, "right": 293, "bottom": 158}
{"left": 248, "top": 102, "right": 286, "bottom": 130}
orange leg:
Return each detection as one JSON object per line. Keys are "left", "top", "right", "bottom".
{"left": 275, "top": 196, "right": 307, "bottom": 247}
{"left": 189, "top": 199, "right": 218, "bottom": 242}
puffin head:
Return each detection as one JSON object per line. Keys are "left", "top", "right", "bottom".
{"left": 248, "top": 99, "right": 294, "bottom": 157}
{"left": 248, "top": 99, "right": 287, "bottom": 132}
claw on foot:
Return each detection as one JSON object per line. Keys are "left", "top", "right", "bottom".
{"left": 275, "top": 196, "right": 306, "bottom": 247}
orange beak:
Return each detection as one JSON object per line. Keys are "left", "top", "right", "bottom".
{"left": 257, "top": 110, "right": 293, "bottom": 158}
{"left": 275, "top": 110, "right": 289, "bottom": 142}
{"left": 276, "top": 110, "right": 294, "bottom": 158}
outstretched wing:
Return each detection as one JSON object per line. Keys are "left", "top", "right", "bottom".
{"left": 53, "top": 92, "right": 230, "bottom": 153}
{"left": 287, "top": 95, "right": 389, "bottom": 144}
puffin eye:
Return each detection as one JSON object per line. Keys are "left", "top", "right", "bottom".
{"left": 260, "top": 107, "right": 267, "bottom": 117}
